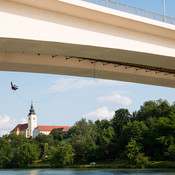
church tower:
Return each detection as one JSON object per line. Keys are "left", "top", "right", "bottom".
{"left": 28, "top": 102, "right": 37, "bottom": 138}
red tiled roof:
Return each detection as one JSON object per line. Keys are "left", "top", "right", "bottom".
{"left": 11, "top": 123, "right": 28, "bottom": 132}
{"left": 57, "top": 127, "right": 70, "bottom": 132}
{"left": 36, "top": 125, "right": 71, "bottom": 132}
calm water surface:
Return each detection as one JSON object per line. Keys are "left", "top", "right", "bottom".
{"left": 0, "top": 169, "right": 175, "bottom": 175}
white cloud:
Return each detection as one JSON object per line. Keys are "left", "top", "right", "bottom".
{"left": 82, "top": 106, "right": 114, "bottom": 121}
{"left": 97, "top": 92, "right": 132, "bottom": 106}
{"left": 0, "top": 130, "right": 9, "bottom": 136}
{"left": 0, "top": 115, "right": 27, "bottom": 136}
{"left": 50, "top": 78, "right": 126, "bottom": 92}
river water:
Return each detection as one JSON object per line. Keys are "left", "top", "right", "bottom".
{"left": 0, "top": 169, "right": 175, "bottom": 175}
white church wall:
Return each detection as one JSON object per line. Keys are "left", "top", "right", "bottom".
{"left": 40, "top": 131, "right": 50, "bottom": 135}
{"left": 33, "top": 128, "right": 40, "bottom": 138}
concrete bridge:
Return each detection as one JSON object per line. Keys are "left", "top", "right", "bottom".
{"left": 0, "top": 0, "right": 175, "bottom": 87}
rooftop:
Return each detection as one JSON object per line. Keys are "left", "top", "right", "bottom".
{"left": 36, "top": 125, "right": 71, "bottom": 132}
{"left": 11, "top": 123, "right": 28, "bottom": 132}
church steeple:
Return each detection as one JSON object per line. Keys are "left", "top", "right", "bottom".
{"left": 29, "top": 101, "right": 36, "bottom": 115}
{"left": 28, "top": 101, "right": 37, "bottom": 138}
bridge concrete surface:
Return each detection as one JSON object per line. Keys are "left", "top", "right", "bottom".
{"left": 0, "top": 0, "right": 175, "bottom": 87}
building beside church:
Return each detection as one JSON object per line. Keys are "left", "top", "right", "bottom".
{"left": 33, "top": 125, "right": 71, "bottom": 138}
{"left": 11, "top": 103, "right": 70, "bottom": 138}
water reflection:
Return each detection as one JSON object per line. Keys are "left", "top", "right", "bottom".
{"left": 29, "top": 170, "right": 40, "bottom": 175}
{"left": 0, "top": 169, "right": 175, "bottom": 175}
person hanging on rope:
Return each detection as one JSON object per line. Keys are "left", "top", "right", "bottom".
{"left": 11, "top": 82, "right": 18, "bottom": 91}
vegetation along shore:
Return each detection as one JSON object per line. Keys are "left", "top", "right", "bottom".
{"left": 1, "top": 99, "right": 175, "bottom": 169}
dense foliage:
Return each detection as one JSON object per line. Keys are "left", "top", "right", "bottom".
{"left": 0, "top": 99, "right": 175, "bottom": 168}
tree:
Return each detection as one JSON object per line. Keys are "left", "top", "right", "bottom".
{"left": 146, "top": 112, "right": 175, "bottom": 160}
{"left": 39, "top": 143, "right": 50, "bottom": 161}
{"left": 135, "top": 153, "right": 150, "bottom": 168}
{"left": 121, "top": 121, "right": 148, "bottom": 146}
{"left": 98, "top": 126, "right": 115, "bottom": 150}
{"left": 0, "top": 138, "right": 11, "bottom": 167}
{"left": 34, "top": 133, "right": 54, "bottom": 146}
{"left": 50, "top": 128, "right": 63, "bottom": 141}
{"left": 18, "top": 143, "right": 39, "bottom": 167}
{"left": 69, "top": 118, "right": 97, "bottom": 162}
{"left": 111, "top": 108, "right": 130, "bottom": 136}
{"left": 136, "top": 99, "right": 169, "bottom": 122}
{"left": 50, "top": 145, "right": 75, "bottom": 167}
{"left": 95, "top": 119, "right": 115, "bottom": 159}
{"left": 95, "top": 119, "right": 111, "bottom": 132}
{"left": 125, "top": 139, "right": 141, "bottom": 161}
{"left": 5, "top": 133, "right": 28, "bottom": 148}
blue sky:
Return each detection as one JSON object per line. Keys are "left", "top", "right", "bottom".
{"left": 0, "top": 0, "right": 175, "bottom": 136}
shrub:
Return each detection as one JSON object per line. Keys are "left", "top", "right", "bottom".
{"left": 135, "top": 153, "right": 150, "bottom": 168}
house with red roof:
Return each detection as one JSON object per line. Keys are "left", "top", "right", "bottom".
{"left": 11, "top": 123, "right": 28, "bottom": 137}
{"left": 11, "top": 103, "right": 71, "bottom": 138}
{"left": 33, "top": 125, "right": 71, "bottom": 138}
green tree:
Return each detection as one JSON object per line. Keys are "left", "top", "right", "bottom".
{"left": 99, "top": 126, "right": 115, "bottom": 149}
{"left": 18, "top": 143, "right": 39, "bottom": 167}
{"left": 95, "top": 119, "right": 115, "bottom": 158}
{"left": 50, "top": 128, "right": 63, "bottom": 141}
{"left": 146, "top": 113, "right": 175, "bottom": 160}
{"left": 35, "top": 133, "right": 54, "bottom": 146}
{"left": 125, "top": 139, "right": 141, "bottom": 161}
{"left": 50, "top": 144, "right": 74, "bottom": 167}
{"left": 39, "top": 143, "right": 51, "bottom": 161}
{"left": 135, "top": 153, "right": 150, "bottom": 168}
{"left": 95, "top": 119, "right": 111, "bottom": 132}
{"left": 5, "top": 133, "right": 28, "bottom": 148}
{"left": 121, "top": 121, "right": 148, "bottom": 147}
{"left": 111, "top": 108, "right": 130, "bottom": 136}
{"left": 69, "top": 118, "right": 97, "bottom": 162}
{"left": 0, "top": 138, "right": 11, "bottom": 167}
{"left": 136, "top": 99, "right": 169, "bottom": 122}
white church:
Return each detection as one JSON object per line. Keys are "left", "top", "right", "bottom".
{"left": 11, "top": 103, "right": 71, "bottom": 138}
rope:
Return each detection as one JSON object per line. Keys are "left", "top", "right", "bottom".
{"left": 13, "top": 58, "right": 95, "bottom": 104}
{"left": 14, "top": 78, "right": 79, "bottom": 104}
{"left": 17, "top": 75, "right": 52, "bottom": 87}
{"left": 15, "top": 91, "right": 31, "bottom": 103}
{"left": 34, "top": 78, "right": 78, "bottom": 103}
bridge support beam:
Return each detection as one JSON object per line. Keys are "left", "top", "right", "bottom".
{"left": 1, "top": 51, "right": 175, "bottom": 88}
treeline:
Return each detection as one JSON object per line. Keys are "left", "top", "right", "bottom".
{"left": 0, "top": 99, "right": 175, "bottom": 168}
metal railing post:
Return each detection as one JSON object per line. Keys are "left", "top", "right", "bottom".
{"left": 135, "top": 8, "right": 138, "bottom": 15}
{"left": 126, "top": 5, "right": 128, "bottom": 13}
{"left": 81, "top": 0, "right": 175, "bottom": 25}
{"left": 115, "top": 2, "right": 118, "bottom": 10}
{"left": 106, "top": 0, "right": 108, "bottom": 7}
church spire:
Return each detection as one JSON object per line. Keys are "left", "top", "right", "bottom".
{"left": 29, "top": 101, "right": 36, "bottom": 115}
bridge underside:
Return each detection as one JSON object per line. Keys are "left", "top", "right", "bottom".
{"left": 0, "top": 38, "right": 175, "bottom": 88}
{"left": 0, "top": 0, "right": 175, "bottom": 88}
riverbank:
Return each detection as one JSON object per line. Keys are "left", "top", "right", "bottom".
{"left": 28, "top": 160, "right": 175, "bottom": 169}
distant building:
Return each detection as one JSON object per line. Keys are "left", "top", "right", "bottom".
{"left": 11, "top": 102, "right": 37, "bottom": 138}
{"left": 11, "top": 123, "right": 28, "bottom": 137}
{"left": 11, "top": 103, "right": 71, "bottom": 138}
{"left": 33, "top": 125, "right": 71, "bottom": 138}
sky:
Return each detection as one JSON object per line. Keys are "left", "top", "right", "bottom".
{"left": 0, "top": 0, "right": 175, "bottom": 136}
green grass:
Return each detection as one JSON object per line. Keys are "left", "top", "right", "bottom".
{"left": 28, "top": 160, "right": 175, "bottom": 169}
{"left": 29, "top": 159, "right": 133, "bottom": 169}
{"left": 149, "top": 161, "right": 175, "bottom": 168}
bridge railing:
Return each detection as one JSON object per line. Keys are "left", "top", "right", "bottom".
{"left": 82, "top": 0, "right": 175, "bottom": 25}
